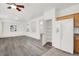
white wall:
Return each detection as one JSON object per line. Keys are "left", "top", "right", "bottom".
{"left": 25, "top": 17, "right": 43, "bottom": 39}
{"left": 44, "top": 9, "right": 55, "bottom": 20}
{"left": 0, "top": 21, "right": 2, "bottom": 37}
{"left": 0, "top": 19, "right": 25, "bottom": 38}
{"left": 57, "top": 4, "right": 79, "bottom": 17}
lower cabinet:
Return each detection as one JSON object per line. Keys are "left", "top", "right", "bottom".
{"left": 74, "top": 36, "right": 79, "bottom": 53}
{"left": 53, "top": 18, "right": 74, "bottom": 54}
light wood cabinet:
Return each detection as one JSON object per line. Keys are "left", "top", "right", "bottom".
{"left": 74, "top": 14, "right": 79, "bottom": 53}
{"left": 74, "top": 35, "right": 79, "bottom": 53}
{"left": 74, "top": 14, "right": 79, "bottom": 27}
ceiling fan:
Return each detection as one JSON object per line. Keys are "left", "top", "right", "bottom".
{"left": 6, "top": 3, "right": 24, "bottom": 11}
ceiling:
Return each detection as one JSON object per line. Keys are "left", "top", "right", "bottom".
{"left": 0, "top": 3, "right": 78, "bottom": 22}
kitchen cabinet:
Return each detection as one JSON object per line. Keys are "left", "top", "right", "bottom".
{"left": 74, "top": 14, "right": 79, "bottom": 27}
{"left": 74, "top": 35, "right": 79, "bottom": 53}
{"left": 74, "top": 13, "right": 79, "bottom": 53}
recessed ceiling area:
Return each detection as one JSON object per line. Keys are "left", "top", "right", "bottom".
{"left": 0, "top": 3, "right": 78, "bottom": 22}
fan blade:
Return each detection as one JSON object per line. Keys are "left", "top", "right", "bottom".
{"left": 16, "top": 7, "right": 21, "bottom": 11}
{"left": 16, "top": 5, "right": 24, "bottom": 8}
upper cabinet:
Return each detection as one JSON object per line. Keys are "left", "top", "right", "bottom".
{"left": 74, "top": 14, "right": 79, "bottom": 28}
{"left": 57, "top": 13, "right": 79, "bottom": 28}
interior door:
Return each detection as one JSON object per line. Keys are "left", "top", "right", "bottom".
{"left": 61, "top": 18, "right": 74, "bottom": 54}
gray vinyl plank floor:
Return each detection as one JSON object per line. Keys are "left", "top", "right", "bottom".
{"left": 0, "top": 36, "right": 51, "bottom": 56}
{"left": 42, "top": 47, "right": 79, "bottom": 56}
{"left": 0, "top": 36, "right": 79, "bottom": 56}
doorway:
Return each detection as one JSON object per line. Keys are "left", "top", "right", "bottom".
{"left": 41, "top": 19, "right": 52, "bottom": 46}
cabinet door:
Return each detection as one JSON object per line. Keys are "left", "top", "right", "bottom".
{"left": 53, "top": 21, "right": 62, "bottom": 49}
{"left": 61, "top": 18, "right": 74, "bottom": 54}
{"left": 75, "top": 14, "right": 79, "bottom": 27}
{"left": 74, "top": 37, "right": 79, "bottom": 53}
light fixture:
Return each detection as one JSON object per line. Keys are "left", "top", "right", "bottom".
{"left": 6, "top": 3, "right": 24, "bottom": 11}
{"left": 10, "top": 5, "right": 16, "bottom": 9}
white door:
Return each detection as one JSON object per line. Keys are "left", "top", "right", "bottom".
{"left": 61, "top": 18, "right": 74, "bottom": 54}
{"left": 53, "top": 21, "right": 62, "bottom": 49}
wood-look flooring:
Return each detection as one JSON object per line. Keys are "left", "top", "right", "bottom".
{"left": 0, "top": 36, "right": 79, "bottom": 56}
{"left": 0, "top": 36, "right": 51, "bottom": 56}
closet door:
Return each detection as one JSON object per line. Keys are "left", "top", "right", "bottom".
{"left": 61, "top": 18, "right": 74, "bottom": 54}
